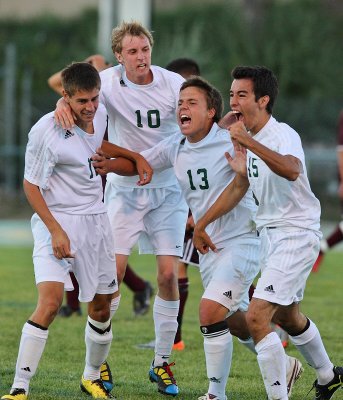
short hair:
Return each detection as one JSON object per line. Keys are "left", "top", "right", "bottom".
{"left": 61, "top": 62, "right": 101, "bottom": 97}
{"left": 111, "top": 21, "right": 154, "bottom": 54}
{"left": 166, "top": 58, "right": 200, "bottom": 79}
{"left": 231, "top": 66, "right": 278, "bottom": 114}
{"left": 180, "top": 76, "right": 223, "bottom": 123}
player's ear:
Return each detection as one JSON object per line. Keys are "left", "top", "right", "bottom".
{"left": 62, "top": 89, "right": 70, "bottom": 103}
{"left": 258, "top": 95, "right": 270, "bottom": 110}
{"left": 208, "top": 108, "right": 216, "bottom": 119}
{"left": 115, "top": 52, "right": 123, "bottom": 64}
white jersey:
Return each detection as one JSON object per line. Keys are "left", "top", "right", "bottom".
{"left": 141, "top": 123, "right": 257, "bottom": 248}
{"left": 246, "top": 116, "right": 321, "bottom": 232}
{"left": 99, "top": 64, "right": 184, "bottom": 188}
{"left": 24, "top": 104, "right": 108, "bottom": 214}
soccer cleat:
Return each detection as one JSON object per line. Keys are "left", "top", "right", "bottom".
{"left": 198, "top": 394, "right": 227, "bottom": 400}
{"left": 312, "top": 366, "right": 343, "bottom": 399}
{"left": 1, "top": 389, "right": 27, "bottom": 400}
{"left": 133, "top": 281, "right": 154, "bottom": 316}
{"left": 286, "top": 356, "right": 303, "bottom": 396}
{"left": 80, "top": 376, "right": 115, "bottom": 399}
{"left": 58, "top": 304, "right": 82, "bottom": 317}
{"left": 149, "top": 361, "right": 179, "bottom": 396}
{"left": 172, "top": 340, "right": 185, "bottom": 351}
{"left": 100, "top": 361, "right": 113, "bottom": 392}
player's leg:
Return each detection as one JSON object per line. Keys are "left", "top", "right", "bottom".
{"left": 199, "top": 299, "right": 232, "bottom": 400}
{"left": 173, "top": 260, "right": 188, "bottom": 350}
{"left": 275, "top": 304, "right": 342, "bottom": 399}
{"left": 247, "top": 299, "right": 289, "bottom": 400}
{"left": 2, "top": 282, "right": 64, "bottom": 399}
{"left": 81, "top": 293, "right": 114, "bottom": 398}
{"left": 312, "top": 220, "right": 343, "bottom": 272}
{"left": 124, "top": 264, "right": 154, "bottom": 316}
{"left": 148, "top": 254, "right": 179, "bottom": 396}
{"left": 59, "top": 272, "right": 82, "bottom": 317}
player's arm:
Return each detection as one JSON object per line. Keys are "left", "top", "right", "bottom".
{"left": 47, "top": 71, "right": 64, "bottom": 96}
{"left": 193, "top": 173, "right": 249, "bottom": 254}
{"left": 92, "top": 146, "right": 153, "bottom": 186}
{"left": 23, "top": 179, "right": 73, "bottom": 259}
{"left": 230, "top": 121, "right": 300, "bottom": 181}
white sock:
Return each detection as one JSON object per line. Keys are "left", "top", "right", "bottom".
{"left": 290, "top": 319, "right": 334, "bottom": 384}
{"left": 153, "top": 296, "right": 179, "bottom": 366}
{"left": 110, "top": 295, "right": 121, "bottom": 319}
{"left": 12, "top": 321, "right": 49, "bottom": 393}
{"left": 238, "top": 336, "right": 256, "bottom": 354}
{"left": 83, "top": 317, "right": 113, "bottom": 381}
{"left": 204, "top": 330, "right": 233, "bottom": 399}
{"left": 255, "top": 332, "right": 288, "bottom": 400}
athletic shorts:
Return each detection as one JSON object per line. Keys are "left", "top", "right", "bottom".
{"left": 180, "top": 234, "right": 199, "bottom": 267}
{"left": 199, "top": 233, "right": 260, "bottom": 314}
{"left": 31, "top": 212, "right": 117, "bottom": 303}
{"left": 104, "top": 183, "right": 188, "bottom": 256}
{"left": 253, "top": 227, "right": 321, "bottom": 305}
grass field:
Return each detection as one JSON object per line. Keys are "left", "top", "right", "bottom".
{"left": 0, "top": 246, "right": 342, "bottom": 400}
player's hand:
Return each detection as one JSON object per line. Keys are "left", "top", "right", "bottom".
{"left": 338, "top": 181, "right": 343, "bottom": 199}
{"left": 225, "top": 139, "right": 247, "bottom": 176}
{"left": 92, "top": 148, "right": 108, "bottom": 175}
{"left": 218, "top": 111, "right": 242, "bottom": 129}
{"left": 50, "top": 226, "right": 74, "bottom": 260}
{"left": 54, "top": 98, "right": 76, "bottom": 130}
{"left": 193, "top": 226, "right": 217, "bottom": 254}
{"left": 85, "top": 54, "right": 111, "bottom": 72}
{"left": 134, "top": 154, "right": 153, "bottom": 186}
{"left": 229, "top": 120, "right": 251, "bottom": 147}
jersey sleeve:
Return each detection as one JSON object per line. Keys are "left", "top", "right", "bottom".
{"left": 24, "top": 117, "right": 58, "bottom": 190}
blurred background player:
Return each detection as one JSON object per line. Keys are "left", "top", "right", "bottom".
{"left": 312, "top": 110, "right": 343, "bottom": 272}
{"left": 48, "top": 54, "right": 153, "bottom": 318}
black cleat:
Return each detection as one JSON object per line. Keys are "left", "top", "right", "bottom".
{"left": 312, "top": 366, "right": 343, "bottom": 400}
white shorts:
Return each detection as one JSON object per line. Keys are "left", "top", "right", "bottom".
{"left": 253, "top": 227, "right": 320, "bottom": 305}
{"left": 104, "top": 183, "right": 188, "bottom": 256}
{"left": 199, "top": 233, "right": 260, "bottom": 314}
{"left": 32, "top": 212, "right": 117, "bottom": 303}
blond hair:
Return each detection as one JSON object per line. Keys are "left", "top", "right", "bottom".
{"left": 111, "top": 21, "right": 154, "bottom": 54}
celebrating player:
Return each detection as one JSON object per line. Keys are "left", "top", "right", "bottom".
{"left": 193, "top": 65, "right": 342, "bottom": 400}
{"left": 1, "top": 62, "right": 151, "bottom": 400}
{"left": 54, "top": 21, "right": 188, "bottom": 396}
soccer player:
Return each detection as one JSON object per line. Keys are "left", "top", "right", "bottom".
{"left": 93, "top": 76, "right": 302, "bottom": 400}
{"left": 1, "top": 62, "right": 151, "bottom": 400}
{"left": 312, "top": 110, "right": 343, "bottom": 272}
{"left": 54, "top": 22, "right": 188, "bottom": 396}
{"left": 48, "top": 54, "right": 154, "bottom": 319}
{"left": 193, "top": 66, "right": 342, "bottom": 400}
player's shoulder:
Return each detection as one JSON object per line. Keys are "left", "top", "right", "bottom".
{"left": 27, "top": 112, "right": 63, "bottom": 146}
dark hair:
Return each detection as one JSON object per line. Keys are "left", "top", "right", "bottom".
{"left": 231, "top": 66, "right": 278, "bottom": 114}
{"left": 166, "top": 58, "right": 200, "bottom": 78}
{"left": 61, "top": 62, "right": 101, "bottom": 97}
{"left": 180, "top": 76, "right": 223, "bottom": 122}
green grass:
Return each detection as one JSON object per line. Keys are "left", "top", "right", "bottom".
{"left": 0, "top": 247, "right": 342, "bottom": 399}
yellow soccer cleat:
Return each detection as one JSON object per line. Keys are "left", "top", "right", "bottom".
{"left": 100, "top": 361, "right": 113, "bottom": 392}
{"left": 80, "top": 376, "right": 115, "bottom": 399}
{"left": 1, "top": 388, "right": 27, "bottom": 400}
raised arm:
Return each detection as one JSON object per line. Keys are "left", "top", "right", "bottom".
{"left": 230, "top": 120, "right": 301, "bottom": 181}
{"left": 23, "top": 179, "right": 73, "bottom": 259}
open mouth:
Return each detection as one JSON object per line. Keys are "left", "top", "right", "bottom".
{"left": 180, "top": 114, "right": 191, "bottom": 125}
{"left": 232, "top": 111, "right": 242, "bottom": 120}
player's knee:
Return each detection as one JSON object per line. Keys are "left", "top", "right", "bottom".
{"left": 200, "top": 320, "right": 229, "bottom": 337}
